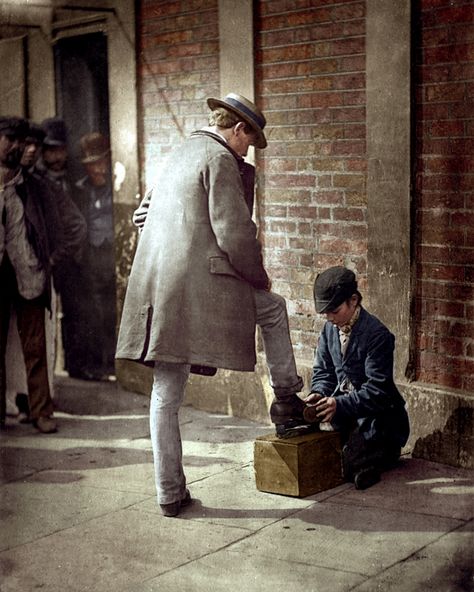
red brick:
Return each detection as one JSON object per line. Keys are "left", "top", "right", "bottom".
{"left": 420, "top": 156, "right": 474, "bottom": 175}
{"left": 312, "top": 190, "right": 344, "bottom": 205}
{"left": 451, "top": 211, "right": 474, "bottom": 228}
{"left": 421, "top": 300, "right": 464, "bottom": 319}
{"left": 319, "top": 237, "right": 366, "bottom": 254}
{"left": 417, "top": 367, "right": 463, "bottom": 390}
{"left": 422, "top": 4, "right": 474, "bottom": 27}
{"left": 417, "top": 190, "right": 465, "bottom": 209}
{"left": 423, "top": 82, "right": 466, "bottom": 102}
{"left": 333, "top": 208, "right": 365, "bottom": 222}
{"left": 298, "top": 92, "right": 344, "bottom": 109}
{"left": 418, "top": 245, "right": 473, "bottom": 266}
{"left": 429, "top": 120, "right": 466, "bottom": 137}
{"left": 329, "top": 140, "right": 366, "bottom": 156}
{"left": 331, "top": 106, "right": 366, "bottom": 122}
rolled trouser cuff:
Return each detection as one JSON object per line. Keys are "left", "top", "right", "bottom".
{"left": 272, "top": 375, "right": 304, "bottom": 398}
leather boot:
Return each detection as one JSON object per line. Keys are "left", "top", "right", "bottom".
{"left": 270, "top": 394, "right": 316, "bottom": 439}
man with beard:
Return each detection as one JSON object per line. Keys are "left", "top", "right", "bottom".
{"left": 72, "top": 132, "right": 116, "bottom": 380}
{"left": 36, "top": 117, "right": 69, "bottom": 193}
{"left": 34, "top": 117, "right": 88, "bottom": 380}
{"left": 20, "top": 122, "right": 45, "bottom": 173}
{"left": 0, "top": 117, "right": 83, "bottom": 432}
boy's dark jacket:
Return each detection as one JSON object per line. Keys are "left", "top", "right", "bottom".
{"left": 311, "top": 307, "right": 410, "bottom": 447}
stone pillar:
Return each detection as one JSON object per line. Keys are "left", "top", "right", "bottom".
{"left": 366, "top": 0, "right": 412, "bottom": 381}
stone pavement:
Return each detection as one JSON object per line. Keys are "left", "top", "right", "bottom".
{"left": 0, "top": 377, "right": 473, "bottom": 592}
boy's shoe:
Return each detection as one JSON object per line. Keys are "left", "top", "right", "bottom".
{"left": 271, "top": 395, "right": 317, "bottom": 439}
{"left": 160, "top": 489, "right": 192, "bottom": 518}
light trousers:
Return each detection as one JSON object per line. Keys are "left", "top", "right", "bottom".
{"left": 150, "top": 289, "right": 302, "bottom": 504}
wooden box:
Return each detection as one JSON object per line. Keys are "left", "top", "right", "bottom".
{"left": 254, "top": 431, "right": 344, "bottom": 497}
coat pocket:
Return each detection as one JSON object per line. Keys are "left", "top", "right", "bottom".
{"left": 209, "top": 256, "right": 242, "bottom": 280}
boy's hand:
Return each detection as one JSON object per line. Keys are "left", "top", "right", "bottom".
{"left": 304, "top": 392, "right": 323, "bottom": 405}
{"left": 314, "top": 397, "right": 337, "bottom": 422}
{"left": 303, "top": 393, "right": 336, "bottom": 423}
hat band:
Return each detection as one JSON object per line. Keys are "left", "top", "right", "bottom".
{"left": 225, "top": 96, "right": 265, "bottom": 130}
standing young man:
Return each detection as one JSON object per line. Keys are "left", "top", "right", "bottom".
{"left": 117, "top": 93, "right": 311, "bottom": 516}
{"left": 304, "top": 266, "right": 410, "bottom": 489}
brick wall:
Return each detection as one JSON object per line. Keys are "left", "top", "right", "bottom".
{"left": 414, "top": 0, "right": 474, "bottom": 391}
{"left": 255, "top": 0, "right": 367, "bottom": 362}
{"left": 138, "top": 0, "right": 219, "bottom": 189}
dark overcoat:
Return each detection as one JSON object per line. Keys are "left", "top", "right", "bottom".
{"left": 311, "top": 307, "right": 410, "bottom": 447}
{"left": 116, "top": 133, "right": 269, "bottom": 371}
{"left": 16, "top": 173, "right": 86, "bottom": 308}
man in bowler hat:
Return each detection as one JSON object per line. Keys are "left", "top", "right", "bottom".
{"left": 304, "top": 266, "right": 410, "bottom": 489}
{"left": 117, "top": 93, "right": 312, "bottom": 517}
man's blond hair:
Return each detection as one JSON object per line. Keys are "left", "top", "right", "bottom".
{"left": 208, "top": 107, "right": 252, "bottom": 134}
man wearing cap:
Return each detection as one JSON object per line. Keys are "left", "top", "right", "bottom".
{"left": 72, "top": 131, "right": 116, "bottom": 380}
{"left": 304, "top": 266, "right": 410, "bottom": 489}
{"left": 20, "top": 122, "right": 45, "bottom": 173}
{"left": 36, "top": 117, "right": 69, "bottom": 192}
{"left": 34, "top": 117, "right": 88, "bottom": 381}
{"left": 117, "top": 93, "right": 311, "bottom": 516}
{"left": 0, "top": 116, "right": 72, "bottom": 432}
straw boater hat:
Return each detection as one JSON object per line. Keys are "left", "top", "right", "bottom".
{"left": 79, "top": 132, "right": 110, "bottom": 164}
{"left": 206, "top": 92, "right": 267, "bottom": 149}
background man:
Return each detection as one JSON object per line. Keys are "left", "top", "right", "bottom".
{"left": 0, "top": 117, "right": 59, "bottom": 432}
{"left": 304, "top": 266, "right": 410, "bottom": 489}
{"left": 34, "top": 117, "right": 87, "bottom": 380}
{"left": 20, "top": 122, "right": 45, "bottom": 173}
{"left": 36, "top": 117, "right": 69, "bottom": 193}
{"left": 116, "top": 93, "right": 311, "bottom": 517}
{"left": 73, "top": 132, "right": 116, "bottom": 380}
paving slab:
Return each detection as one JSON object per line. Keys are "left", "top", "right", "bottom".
{"left": 138, "top": 463, "right": 316, "bottom": 531}
{"left": 131, "top": 549, "right": 367, "bottom": 592}
{"left": 0, "top": 478, "right": 149, "bottom": 550}
{"left": 351, "top": 520, "right": 474, "bottom": 592}
{"left": 331, "top": 457, "right": 474, "bottom": 521}
{"left": 0, "top": 506, "right": 251, "bottom": 592}
{"left": 227, "top": 501, "right": 465, "bottom": 577}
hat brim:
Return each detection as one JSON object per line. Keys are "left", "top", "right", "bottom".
{"left": 207, "top": 97, "right": 267, "bottom": 149}
{"left": 43, "top": 139, "right": 66, "bottom": 147}
{"left": 81, "top": 150, "right": 110, "bottom": 164}
{"left": 315, "top": 296, "right": 344, "bottom": 314}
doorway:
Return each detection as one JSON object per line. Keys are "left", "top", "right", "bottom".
{"left": 54, "top": 31, "right": 110, "bottom": 185}
{"left": 54, "top": 31, "right": 117, "bottom": 381}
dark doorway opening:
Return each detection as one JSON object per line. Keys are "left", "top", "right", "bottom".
{"left": 54, "top": 31, "right": 110, "bottom": 183}
{"left": 53, "top": 31, "right": 117, "bottom": 382}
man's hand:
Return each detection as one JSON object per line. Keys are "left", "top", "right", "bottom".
{"left": 304, "top": 393, "right": 336, "bottom": 422}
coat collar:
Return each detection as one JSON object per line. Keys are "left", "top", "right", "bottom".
{"left": 191, "top": 129, "right": 244, "bottom": 163}
{"left": 341, "top": 307, "right": 369, "bottom": 362}
{"left": 327, "top": 306, "right": 369, "bottom": 362}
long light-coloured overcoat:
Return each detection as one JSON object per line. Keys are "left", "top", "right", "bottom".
{"left": 116, "top": 133, "right": 269, "bottom": 371}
